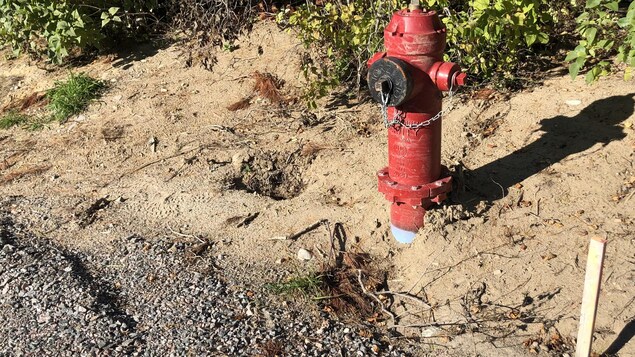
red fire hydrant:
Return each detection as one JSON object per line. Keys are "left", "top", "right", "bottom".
{"left": 367, "top": 3, "right": 466, "bottom": 243}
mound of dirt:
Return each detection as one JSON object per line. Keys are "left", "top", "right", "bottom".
{"left": 230, "top": 149, "right": 313, "bottom": 200}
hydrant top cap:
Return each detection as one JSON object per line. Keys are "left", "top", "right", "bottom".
{"left": 398, "top": 9, "right": 436, "bottom": 17}
{"left": 387, "top": 9, "right": 445, "bottom": 37}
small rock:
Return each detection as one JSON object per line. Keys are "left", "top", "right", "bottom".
{"left": 530, "top": 341, "right": 539, "bottom": 352}
{"left": 190, "top": 243, "right": 209, "bottom": 255}
{"left": 542, "top": 252, "right": 557, "bottom": 261}
{"left": 36, "top": 313, "right": 50, "bottom": 324}
{"left": 297, "top": 248, "right": 312, "bottom": 261}
{"left": 421, "top": 327, "right": 442, "bottom": 337}
{"left": 148, "top": 137, "right": 158, "bottom": 153}
{"left": 565, "top": 99, "right": 582, "bottom": 106}
{"left": 231, "top": 152, "right": 249, "bottom": 171}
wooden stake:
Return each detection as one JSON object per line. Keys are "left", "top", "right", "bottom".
{"left": 575, "top": 237, "right": 607, "bottom": 357}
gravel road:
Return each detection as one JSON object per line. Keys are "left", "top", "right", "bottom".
{"left": 0, "top": 215, "right": 411, "bottom": 356}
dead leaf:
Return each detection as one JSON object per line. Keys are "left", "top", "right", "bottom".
{"left": 227, "top": 96, "right": 252, "bottom": 111}
{"left": 506, "top": 309, "right": 521, "bottom": 319}
{"left": 366, "top": 312, "right": 381, "bottom": 323}
{"left": 253, "top": 71, "right": 284, "bottom": 104}
{"left": 0, "top": 164, "right": 51, "bottom": 185}
{"left": 542, "top": 253, "right": 557, "bottom": 261}
{"left": 191, "top": 242, "right": 210, "bottom": 255}
{"left": 473, "top": 88, "right": 496, "bottom": 100}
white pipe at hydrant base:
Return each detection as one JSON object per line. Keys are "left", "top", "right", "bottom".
{"left": 390, "top": 224, "right": 417, "bottom": 244}
{"left": 575, "top": 237, "right": 607, "bottom": 357}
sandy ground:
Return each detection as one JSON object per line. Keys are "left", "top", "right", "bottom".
{"left": 1, "top": 21, "right": 634, "bottom": 356}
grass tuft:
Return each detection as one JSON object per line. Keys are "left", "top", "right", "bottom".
{"left": 46, "top": 73, "right": 105, "bottom": 122}
{"left": 265, "top": 273, "right": 323, "bottom": 296}
{"left": 0, "top": 111, "right": 31, "bottom": 129}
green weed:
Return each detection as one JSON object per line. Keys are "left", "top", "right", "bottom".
{"left": 0, "top": 111, "right": 31, "bottom": 129}
{"left": 25, "top": 116, "right": 56, "bottom": 131}
{"left": 266, "top": 273, "right": 324, "bottom": 296}
{"left": 47, "top": 73, "right": 105, "bottom": 123}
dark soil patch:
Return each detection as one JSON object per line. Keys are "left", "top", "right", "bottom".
{"left": 231, "top": 150, "right": 311, "bottom": 200}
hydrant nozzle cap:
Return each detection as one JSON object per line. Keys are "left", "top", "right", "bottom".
{"left": 455, "top": 72, "right": 467, "bottom": 87}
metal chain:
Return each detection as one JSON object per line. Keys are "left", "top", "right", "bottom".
{"left": 380, "top": 72, "right": 458, "bottom": 129}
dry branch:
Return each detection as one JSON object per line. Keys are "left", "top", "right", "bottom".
{"left": 357, "top": 269, "right": 396, "bottom": 325}
{"left": 270, "top": 219, "right": 327, "bottom": 241}
{"left": 376, "top": 290, "right": 433, "bottom": 309}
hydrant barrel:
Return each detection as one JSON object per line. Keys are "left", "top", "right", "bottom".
{"left": 368, "top": 7, "right": 466, "bottom": 243}
{"left": 387, "top": 110, "right": 442, "bottom": 185}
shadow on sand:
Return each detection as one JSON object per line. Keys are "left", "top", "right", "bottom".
{"left": 460, "top": 94, "right": 634, "bottom": 206}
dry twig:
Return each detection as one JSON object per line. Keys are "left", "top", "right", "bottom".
{"left": 357, "top": 269, "right": 396, "bottom": 325}
{"left": 376, "top": 290, "right": 433, "bottom": 309}
{"left": 270, "top": 219, "right": 327, "bottom": 241}
{"left": 106, "top": 144, "right": 215, "bottom": 187}
{"left": 168, "top": 227, "right": 204, "bottom": 243}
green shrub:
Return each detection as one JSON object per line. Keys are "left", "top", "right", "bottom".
{"left": 0, "top": 1, "right": 100, "bottom": 62}
{"left": 566, "top": 0, "right": 635, "bottom": 82}
{"left": 0, "top": 110, "right": 30, "bottom": 129}
{"left": 278, "top": 0, "right": 396, "bottom": 107}
{"left": 46, "top": 72, "right": 105, "bottom": 122}
{"left": 0, "top": 0, "right": 161, "bottom": 63}
{"left": 442, "top": 0, "right": 552, "bottom": 82}
{"left": 279, "top": 0, "right": 559, "bottom": 106}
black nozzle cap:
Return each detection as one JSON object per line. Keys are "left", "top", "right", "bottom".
{"left": 367, "top": 57, "right": 414, "bottom": 107}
